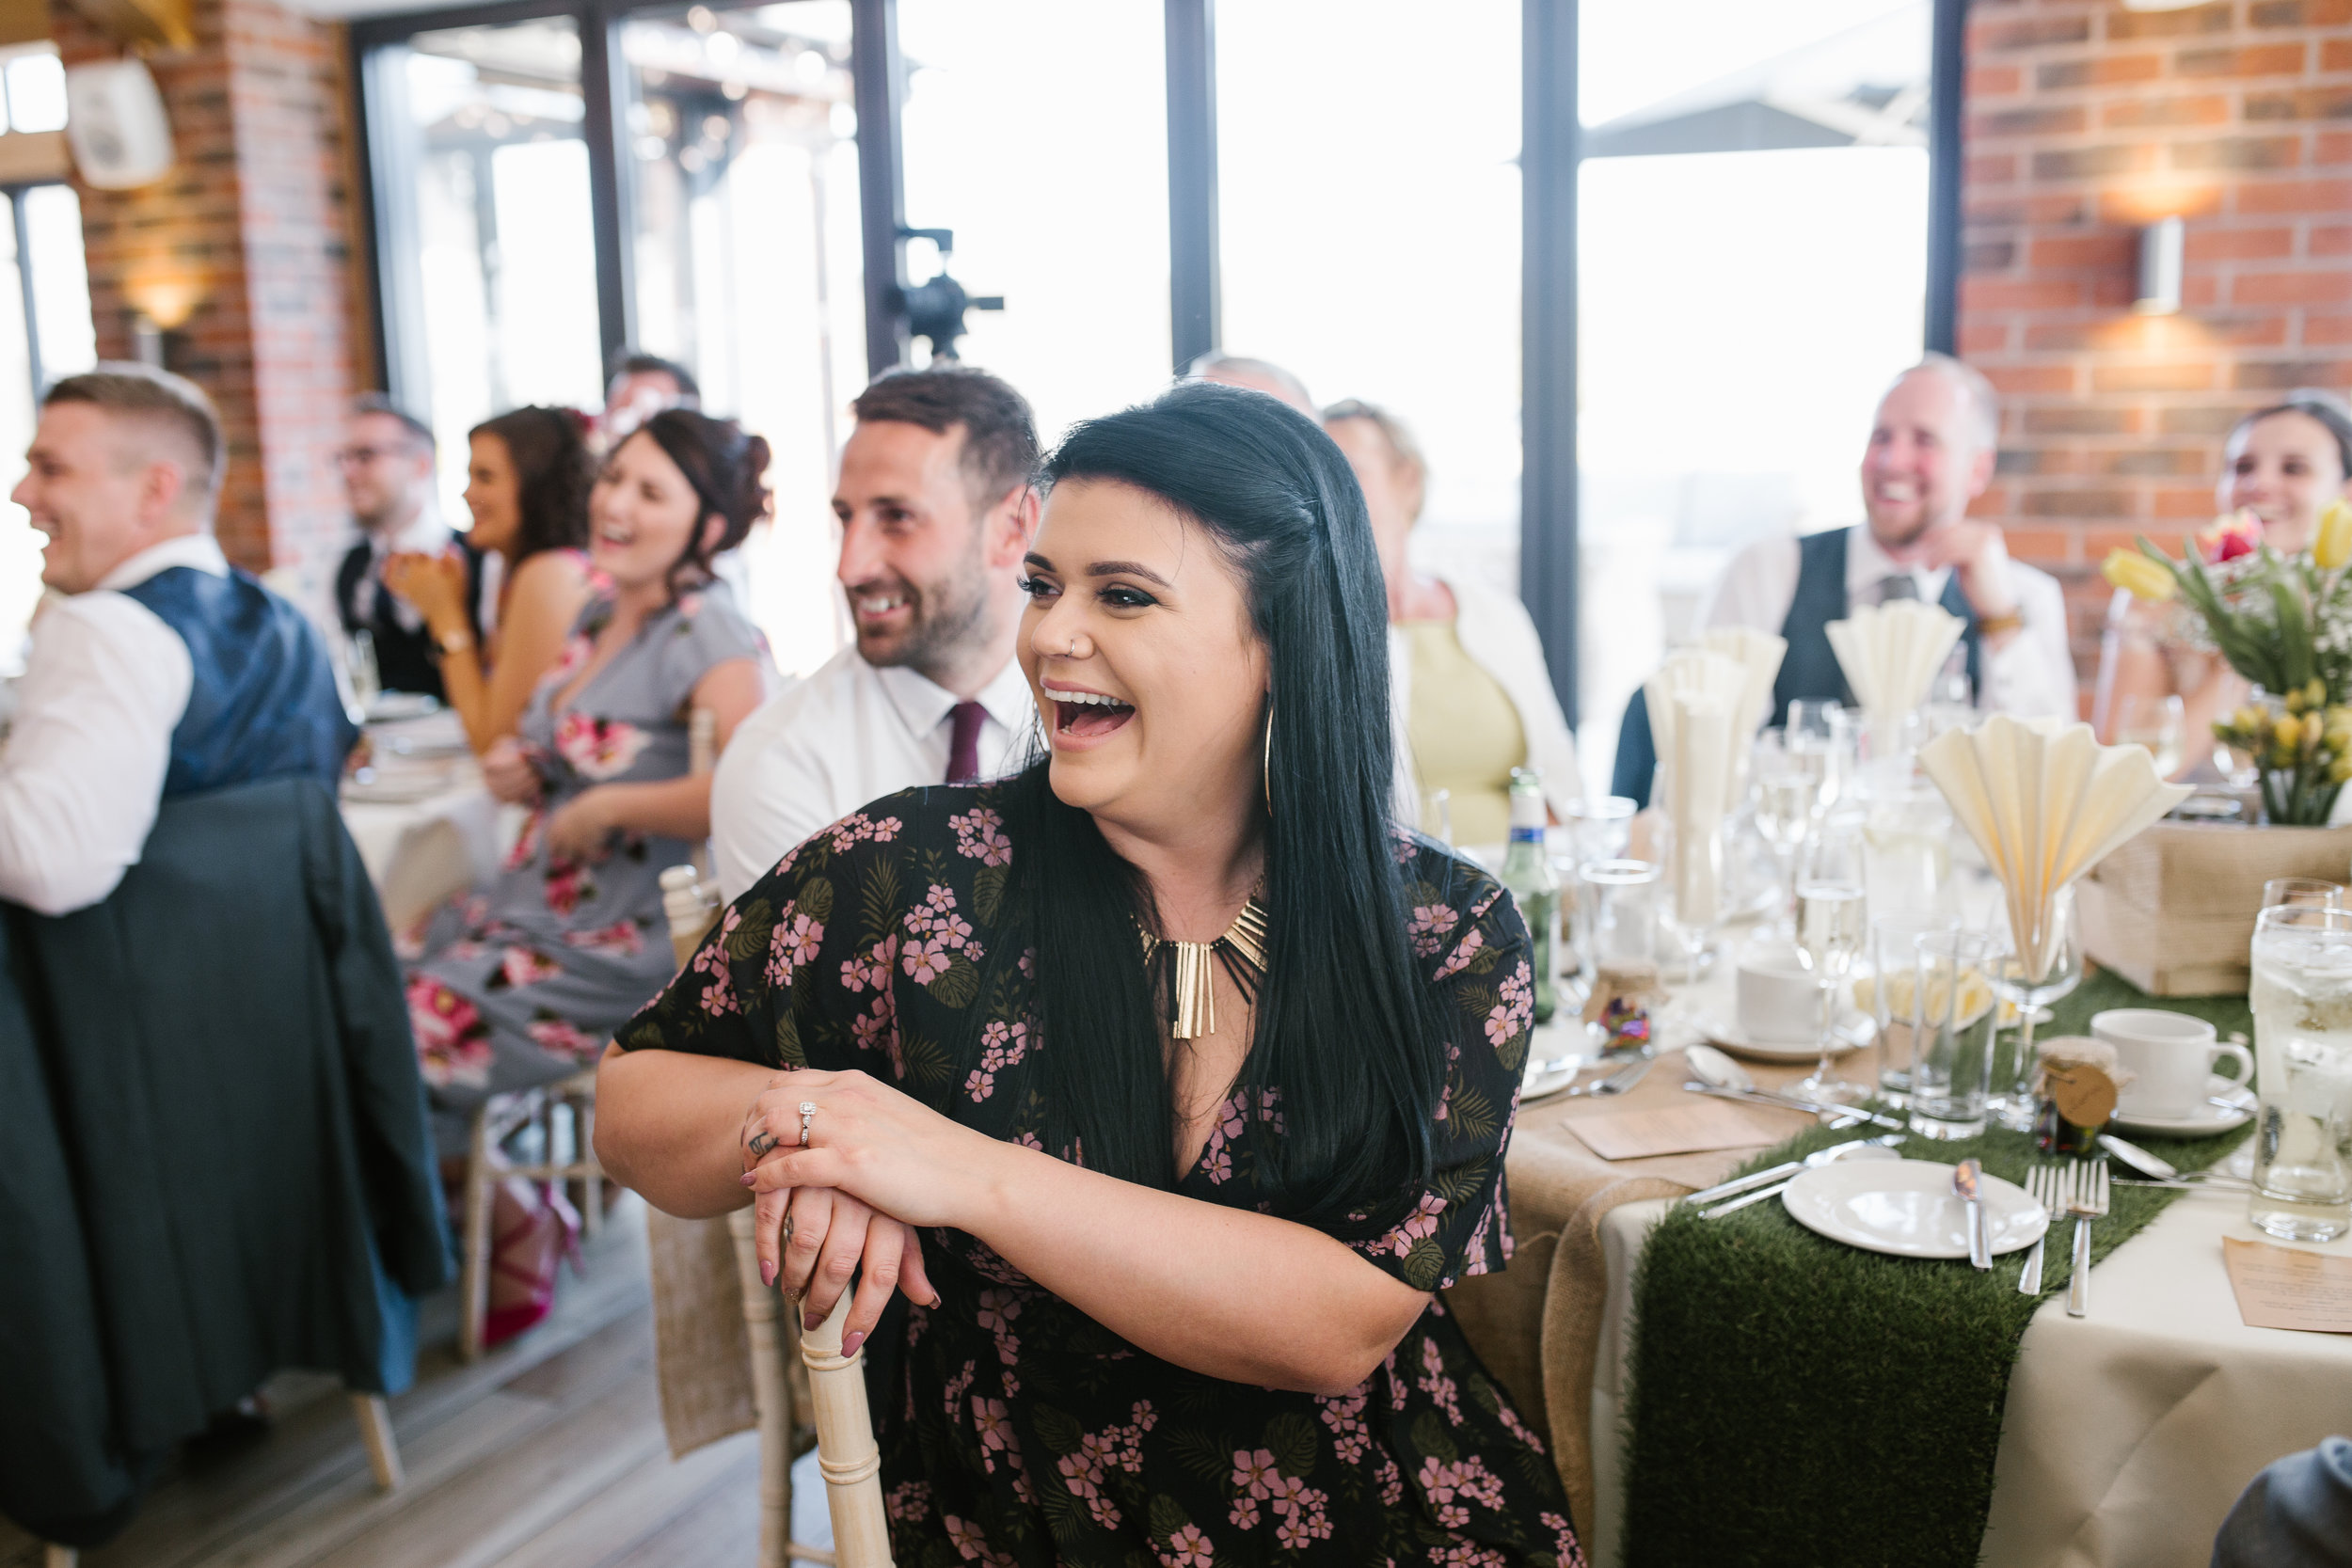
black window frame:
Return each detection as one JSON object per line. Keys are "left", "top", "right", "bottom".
{"left": 350, "top": 0, "right": 1966, "bottom": 731}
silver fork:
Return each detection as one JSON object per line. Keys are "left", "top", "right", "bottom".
{"left": 2018, "top": 1164, "right": 2055, "bottom": 1294}
{"left": 2063, "top": 1161, "right": 2111, "bottom": 1319}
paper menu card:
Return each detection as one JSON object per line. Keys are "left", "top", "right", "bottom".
{"left": 2222, "top": 1237, "right": 2352, "bottom": 1333}
{"left": 1916, "top": 716, "right": 2192, "bottom": 981}
{"left": 1826, "top": 600, "right": 1965, "bottom": 737}
{"left": 1562, "top": 1099, "right": 1785, "bottom": 1162}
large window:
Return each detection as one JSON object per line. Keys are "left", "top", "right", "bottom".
{"left": 1575, "top": 0, "right": 1935, "bottom": 793}
{"left": 1216, "top": 0, "right": 1521, "bottom": 594}
{"left": 897, "top": 0, "right": 1169, "bottom": 445}
{"left": 356, "top": 1, "right": 1959, "bottom": 722}
{"left": 0, "top": 45, "right": 98, "bottom": 672}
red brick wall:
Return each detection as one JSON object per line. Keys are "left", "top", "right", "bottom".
{"left": 52, "top": 0, "right": 358, "bottom": 619}
{"left": 1960, "top": 0, "right": 2352, "bottom": 705}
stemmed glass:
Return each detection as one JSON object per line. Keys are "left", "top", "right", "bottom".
{"left": 1791, "top": 817, "right": 1869, "bottom": 1103}
{"left": 1986, "top": 886, "right": 2083, "bottom": 1132}
{"left": 1657, "top": 814, "right": 1725, "bottom": 987}
{"left": 1786, "top": 700, "right": 1855, "bottom": 816}
{"left": 1752, "top": 730, "right": 1816, "bottom": 933}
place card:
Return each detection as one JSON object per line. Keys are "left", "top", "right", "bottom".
{"left": 2221, "top": 1237, "right": 2352, "bottom": 1334}
{"left": 1563, "top": 1100, "right": 1783, "bottom": 1162}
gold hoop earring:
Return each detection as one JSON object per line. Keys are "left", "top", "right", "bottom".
{"left": 1262, "top": 698, "right": 1275, "bottom": 817}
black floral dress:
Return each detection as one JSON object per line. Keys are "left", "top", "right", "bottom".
{"left": 618, "top": 784, "right": 1584, "bottom": 1568}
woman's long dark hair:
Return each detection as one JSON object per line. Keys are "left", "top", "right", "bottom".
{"left": 631, "top": 408, "right": 772, "bottom": 594}
{"left": 990, "top": 380, "right": 1453, "bottom": 1238}
{"left": 472, "top": 405, "right": 593, "bottom": 562}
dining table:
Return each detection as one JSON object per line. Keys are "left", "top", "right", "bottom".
{"left": 336, "top": 707, "right": 506, "bottom": 929}
{"left": 1454, "top": 944, "right": 2352, "bottom": 1568}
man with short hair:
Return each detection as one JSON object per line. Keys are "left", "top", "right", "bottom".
{"left": 1187, "top": 351, "right": 1315, "bottom": 415}
{"left": 603, "top": 351, "right": 701, "bottom": 443}
{"left": 333, "top": 394, "right": 479, "bottom": 699}
{"left": 0, "top": 364, "right": 356, "bottom": 914}
{"left": 1611, "top": 353, "right": 2074, "bottom": 802}
{"left": 709, "top": 364, "right": 1040, "bottom": 900}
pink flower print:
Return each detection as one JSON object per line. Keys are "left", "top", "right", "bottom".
{"left": 1407, "top": 902, "right": 1460, "bottom": 958}
{"left": 1160, "top": 1523, "right": 1214, "bottom": 1567}
{"left": 542, "top": 857, "right": 595, "bottom": 919}
{"left": 1200, "top": 1147, "right": 1232, "bottom": 1183}
{"left": 942, "top": 1514, "right": 1015, "bottom": 1567}
{"left": 950, "top": 805, "right": 1013, "bottom": 866}
{"left": 964, "top": 1021, "right": 1029, "bottom": 1102}
{"left": 1314, "top": 1386, "right": 1372, "bottom": 1465}
{"left": 872, "top": 815, "right": 901, "bottom": 842}
{"left": 1227, "top": 1495, "right": 1261, "bottom": 1531}
{"left": 502, "top": 808, "right": 544, "bottom": 872}
{"left": 1232, "top": 1449, "right": 1278, "bottom": 1500}
{"left": 691, "top": 919, "right": 739, "bottom": 1016}
{"left": 972, "top": 1397, "right": 1013, "bottom": 1468}
{"left": 548, "top": 633, "right": 592, "bottom": 684}
{"left": 976, "top": 1288, "right": 1023, "bottom": 1366}
{"left": 406, "top": 974, "right": 491, "bottom": 1087}
{"left": 1357, "top": 1191, "right": 1447, "bottom": 1263}
{"left": 563, "top": 918, "right": 644, "bottom": 956}
{"left": 490, "top": 945, "right": 563, "bottom": 991}
{"left": 941, "top": 1359, "right": 977, "bottom": 1422}
{"left": 1377, "top": 1454, "right": 1405, "bottom": 1506}
{"left": 1018, "top": 947, "right": 1036, "bottom": 978}
{"left": 849, "top": 994, "right": 898, "bottom": 1068}
{"left": 1435, "top": 1546, "right": 1508, "bottom": 1568}
{"left": 886, "top": 1480, "right": 931, "bottom": 1523}
{"left": 1391, "top": 826, "right": 1420, "bottom": 864}
{"left": 1253, "top": 1085, "right": 1284, "bottom": 1135}
{"left": 553, "top": 711, "right": 651, "bottom": 781}
{"left": 840, "top": 935, "right": 898, "bottom": 993}
{"left": 1419, "top": 1333, "right": 1464, "bottom": 1424}
{"left": 823, "top": 810, "right": 904, "bottom": 854}
{"left": 675, "top": 590, "right": 705, "bottom": 619}
{"left": 526, "top": 1014, "right": 601, "bottom": 1060}
{"left": 765, "top": 906, "right": 824, "bottom": 988}
{"left": 902, "top": 935, "right": 954, "bottom": 984}
{"left": 1541, "top": 1511, "right": 1590, "bottom": 1568}
{"left": 1434, "top": 925, "right": 1486, "bottom": 981}
{"left": 1498, "top": 1393, "right": 1547, "bottom": 1455}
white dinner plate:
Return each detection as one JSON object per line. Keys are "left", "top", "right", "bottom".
{"left": 2109, "top": 1075, "right": 2255, "bottom": 1138}
{"left": 1781, "top": 1159, "right": 2047, "bottom": 1259}
{"left": 1520, "top": 1056, "right": 1583, "bottom": 1101}
{"left": 367, "top": 691, "right": 441, "bottom": 723}
{"left": 1698, "top": 1009, "right": 1875, "bottom": 1064}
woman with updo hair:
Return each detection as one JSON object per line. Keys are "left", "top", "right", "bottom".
{"left": 2096, "top": 389, "right": 2352, "bottom": 774}
{"left": 402, "top": 408, "right": 773, "bottom": 1341}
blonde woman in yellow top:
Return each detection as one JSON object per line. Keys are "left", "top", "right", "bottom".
{"left": 1324, "top": 400, "right": 1579, "bottom": 843}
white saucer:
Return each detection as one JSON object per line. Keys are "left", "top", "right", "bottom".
{"left": 1782, "top": 1160, "right": 2047, "bottom": 1259}
{"left": 1520, "top": 1056, "right": 1584, "bottom": 1101}
{"left": 1699, "top": 1009, "right": 1875, "bottom": 1064}
{"left": 2109, "top": 1075, "right": 2255, "bottom": 1138}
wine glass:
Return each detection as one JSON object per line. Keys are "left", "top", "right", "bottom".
{"left": 1791, "top": 818, "right": 1869, "bottom": 1104}
{"left": 1986, "top": 886, "right": 2083, "bottom": 1132}
{"left": 2112, "top": 692, "right": 2185, "bottom": 780}
{"left": 1752, "top": 729, "right": 1814, "bottom": 932}
{"left": 1657, "top": 814, "right": 1725, "bottom": 987}
{"left": 1786, "top": 700, "right": 1855, "bottom": 816}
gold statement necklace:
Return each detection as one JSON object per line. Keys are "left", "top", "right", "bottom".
{"left": 1138, "top": 896, "right": 1269, "bottom": 1040}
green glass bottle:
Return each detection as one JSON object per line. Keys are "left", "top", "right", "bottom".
{"left": 1499, "top": 768, "right": 1558, "bottom": 1024}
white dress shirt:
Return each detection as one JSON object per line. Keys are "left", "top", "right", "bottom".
{"left": 0, "top": 533, "right": 229, "bottom": 914}
{"left": 349, "top": 507, "right": 453, "bottom": 630}
{"left": 1697, "top": 523, "right": 2075, "bottom": 720}
{"left": 710, "top": 646, "right": 1040, "bottom": 900}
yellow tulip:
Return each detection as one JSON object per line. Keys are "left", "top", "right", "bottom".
{"left": 2310, "top": 679, "right": 2331, "bottom": 710}
{"left": 2333, "top": 753, "right": 2352, "bottom": 784}
{"left": 2101, "top": 547, "right": 2177, "bottom": 602}
{"left": 2233, "top": 705, "right": 2269, "bottom": 735}
{"left": 2317, "top": 499, "right": 2352, "bottom": 570}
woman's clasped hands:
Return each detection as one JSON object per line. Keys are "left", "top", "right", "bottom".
{"left": 739, "top": 1069, "right": 1003, "bottom": 1353}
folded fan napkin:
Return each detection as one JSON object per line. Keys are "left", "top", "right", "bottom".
{"left": 1667, "top": 693, "right": 1731, "bottom": 925}
{"left": 1645, "top": 650, "right": 1747, "bottom": 805}
{"left": 1917, "top": 715, "right": 2193, "bottom": 980}
{"left": 1826, "top": 601, "right": 1964, "bottom": 737}
{"left": 1697, "top": 626, "right": 1787, "bottom": 741}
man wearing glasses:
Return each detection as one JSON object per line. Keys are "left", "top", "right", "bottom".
{"left": 332, "top": 395, "right": 482, "bottom": 699}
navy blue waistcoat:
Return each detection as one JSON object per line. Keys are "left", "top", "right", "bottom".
{"left": 1609, "top": 527, "right": 1985, "bottom": 806}
{"left": 119, "top": 566, "right": 358, "bottom": 799}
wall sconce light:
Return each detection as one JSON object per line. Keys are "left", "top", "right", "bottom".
{"left": 2135, "top": 215, "right": 2184, "bottom": 316}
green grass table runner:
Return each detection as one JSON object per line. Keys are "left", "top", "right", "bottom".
{"left": 1618, "top": 971, "right": 2255, "bottom": 1568}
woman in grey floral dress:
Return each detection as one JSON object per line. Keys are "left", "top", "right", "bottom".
{"left": 599, "top": 386, "right": 1582, "bottom": 1565}
{"left": 405, "top": 409, "right": 771, "bottom": 1143}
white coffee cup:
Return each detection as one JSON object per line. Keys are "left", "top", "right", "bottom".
{"left": 1737, "top": 947, "right": 1821, "bottom": 1043}
{"left": 2091, "top": 1008, "right": 2254, "bottom": 1120}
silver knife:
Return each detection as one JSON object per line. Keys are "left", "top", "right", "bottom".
{"left": 1685, "top": 1083, "right": 1906, "bottom": 1131}
{"left": 1956, "top": 1157, "right": 1991, "bottom": 1269}
{"left": 2098, "top": 1133, "right": 2177, "bottom": 1180}
{"left": 1681, "top": 1134, "right": 1902, "bottom": 1209}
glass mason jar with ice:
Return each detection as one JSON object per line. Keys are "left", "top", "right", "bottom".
{"left": 2248, "top": 905, "right": 2352, "bottom": 1243}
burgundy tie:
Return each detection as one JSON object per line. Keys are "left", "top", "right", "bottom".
{"left": 946, "top": 701, "right": 986, "bottom": 784}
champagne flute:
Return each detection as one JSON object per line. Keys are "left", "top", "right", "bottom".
{"left": 1986, "top": 887, "right": 2083, "bottom": 1132}
{"left": 1657, "top": 814, "right": 1724, "bottom": 988}
{"left": 1791, "top": 819, "right": 1869, "bottom": 1103}
{"left": 1786, "top": 699, "right": 1855, "bottom": 816}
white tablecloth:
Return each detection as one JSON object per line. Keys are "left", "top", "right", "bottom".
{"left": 1587, "top": 1190, "right": 2352, "bottom": 1568}
{"left": 338, "top": 714, "right": 505, "bottom": 929}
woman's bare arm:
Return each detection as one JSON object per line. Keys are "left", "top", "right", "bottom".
{"left": 468, "top": 551, "right": 594, "bottom": 752}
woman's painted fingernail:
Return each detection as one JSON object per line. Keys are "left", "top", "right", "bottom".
{"left": 739, "top": 1172, "right": 756, "bottom": 1186}
{"left": 760, "top": 1259, "right": 776, "bottom": 1287}
{"left": 841, "top": 1331, "right": 865, "bottom": 1356}
{"left": 803, "top": 1307, "right": 821, "bottom": 1332}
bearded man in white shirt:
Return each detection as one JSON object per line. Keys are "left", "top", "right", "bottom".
{"left": 0, "top": 364, "right": 358, "bottom": 914}
{"left": 1610, "top": 352, "right": 2075, "bottom": 803}
{"left": 709, "top": 365, "right": 1041, "bottom": 900}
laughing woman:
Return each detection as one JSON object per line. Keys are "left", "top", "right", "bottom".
{"left": 596, "top": 384, "right": 1581, "bottom": 1566}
